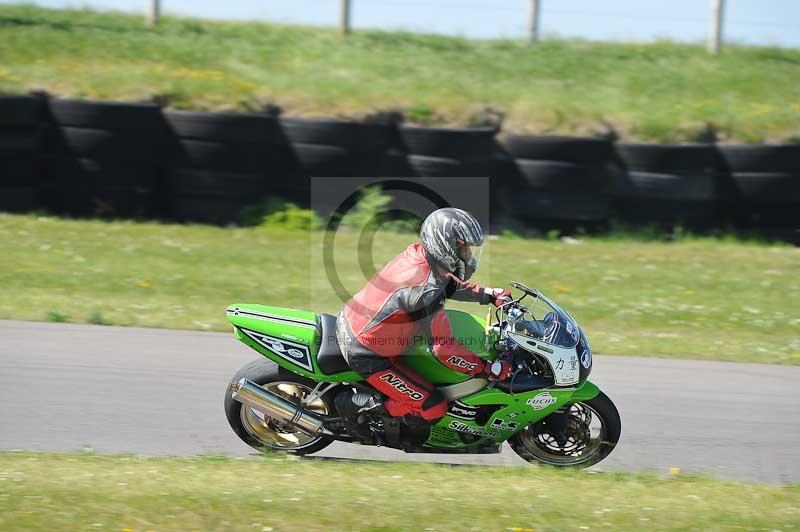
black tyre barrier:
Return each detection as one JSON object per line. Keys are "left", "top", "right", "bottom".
{"left": 48, "top": 98, "right": 165, "bottom": 131}
{"left": 613, "top": 171, "right": 717, "bottom": 226}
{"left": 617, "top": 171, "right": 716, "bottom": 200}
{"left": 405, "top": 154, "right": 491, "bottom": 178}
{"left": 399, "top": 125, "right": 496, "bottom": 159}
{"left": 515, "top": 160, "right": 614, "bottom": 194}
{"left": 728, "top": 172, "right": 799, "bottom": 227}
{"left": 281, "top": 117, "right": 395, "bottom": 152}
{"left": 0, "top": 93, "right": 797, "bottom": 235}
{"left": 168, "top": 168, "right": 266, "bottom": 196}
{"left": 171, "top": 195, "right": 257, "bottom": 224}
{"left": 50, "top": 157, "right": 160, "bottom": 217}
{"left": 717, "top": 145, "right": 800, "bottom": 228}
{"left": 45, "top": 99, "right": 173, "bottom": 216}
{"left": 499, "top": 135, "right": 614, "bottom": 165}
{"left": 1, "top": 156, "right": 41, "bottom": 186}
{"left": 54, "top": 126, "right": 165, "bottom": 163}
{"left": 0, "top": 186, "right": 37, "bottom": 211}
{"left": 288, "top": 143, "right": 360, "bottom": 177}
{"left": 718, "top": 144, "right": 800, "bottom": 173}
{"left": 164, "top": 109, "right": 286, "bottom": 144}
{"left": 613, "top": 143, "right": 722, "bottom": 228}
{"left": 729, "top": 172, "right": 798, "bottom": 204}
{"left": 173, "top": 139, "right": 273, "bottom": 172}
{"left": 0, "top": 95, "right": 46, "bottom": 208}
{"left": 0, "top": 94, "right": 44, "bottom": 126}
{"left": 167, "top": 168, "right": 267, "bottom": 223}
{"left": 0, "top": 127, "right": 44, "bottom": 153}
{"left": 616, "top": 143, "right": 720, "bottom": 174}
{"left": 509, "top": 190, "right": 611, "bottom": 224}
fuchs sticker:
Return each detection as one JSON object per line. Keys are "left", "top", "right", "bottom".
{"left": 446, "top": 355, "right": 478, "bottom": 372}
{"left": 527, "top": 392, "right": 557, "bottom": 410}
{"left": 238, "top": 328, "right": 313, "bottom": 371}
{"left": 448, "top": 420, "right": 500, "bottom": 438}
{"left": 378, "top": 373, "right": 424, "bottom": 401}
{"left": 581, "top": 348, "right": 592, "bottom": 369}
{"left": 447, "top": 401, "right": 478, "bottom": 420}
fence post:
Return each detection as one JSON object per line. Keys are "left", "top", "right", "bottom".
{"left": 708, "top": 0, "right": 724, "bottom": 54}
{"left": 340, "top": 0, "right": 351, "bottom": 35}
{"left": 147, "top": 0, "right": 160, "bottom": 26}
{"left": 529, "top": 0, "right": 540, "bottom": 43}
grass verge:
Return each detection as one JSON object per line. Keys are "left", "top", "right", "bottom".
{"left": 2, "top": 213, "right": 799, "bottom": 364}
{"left": 0, "top": 452, "right": 798, "bottom": 531}
{"left": 1, "top": 5, "right": 799, "bottom": 141}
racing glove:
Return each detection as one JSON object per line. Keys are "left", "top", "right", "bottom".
{"left": 490, "top": 288, "right": 513, "bottom": 307}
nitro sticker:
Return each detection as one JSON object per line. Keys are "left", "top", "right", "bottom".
{"left": 446, "top": 355, "right": 478, "bottom": 372}
{"left": 378, "top": 373, "right": 425, "bottom": 401}
{"left": 527, "top": 392, "right": 557, "bottom": 410}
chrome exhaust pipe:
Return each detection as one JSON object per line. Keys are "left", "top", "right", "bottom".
{"left": 230, "top": 378, "right": 334, "bottom": 437}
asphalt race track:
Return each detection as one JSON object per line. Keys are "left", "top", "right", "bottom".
{"left": 1, "top": 320, "right": 798, "bottom": 484}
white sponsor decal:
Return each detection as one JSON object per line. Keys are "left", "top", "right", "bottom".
{"left": 581, "top": 348, "right": 592, "bottom": 369}
{"left": 490, "top": 418, "right": 519, "bottom": 431}
{"left": 448, "top": 420, "right": 500, "bottom": 438}
{"left": 287, "top": 348, "right": 305, "bottom": 359}
{"left": 526, "top": 392, "right": 557, "bottom": 410}
{"left": 239, "top": 328, "right": 314, "bottom": 371}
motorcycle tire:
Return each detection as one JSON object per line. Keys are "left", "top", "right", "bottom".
{"left": 509, "top": 390, "right": 620, "bottom": 468}
{"left": 224, "top": 357, "right": 335, "bottom": 455}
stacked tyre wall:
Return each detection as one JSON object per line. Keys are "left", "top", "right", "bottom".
{"left": 497, "top": 135, "right": 617, "bottom": 228}
{"left": 0, "top": 95, "right": 45, "bottom": 212}
{"left": 0, "top": 94, "right": 797, "bottom": 237}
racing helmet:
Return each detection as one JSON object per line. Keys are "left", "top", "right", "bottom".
{"left": 419, "top": 208, "right": 484, "bottom": 280}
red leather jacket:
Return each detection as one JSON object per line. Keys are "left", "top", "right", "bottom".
{"left": 342, "top": 243, "right": 494, "bottom": 375}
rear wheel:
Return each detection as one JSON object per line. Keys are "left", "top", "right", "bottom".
{"left": 224, "top": 358, "right": 335, "bottom": 455}
{"left": 509, "top": 391, "right": 620, "bottom": 468}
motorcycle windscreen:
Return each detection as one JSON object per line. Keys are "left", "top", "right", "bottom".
{"left": 520, "top": 294, "right": 580, "bottom": 349}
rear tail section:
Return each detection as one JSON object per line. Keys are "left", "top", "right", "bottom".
{"left": 226, "top": 304, "right": 360, "bottom": 382}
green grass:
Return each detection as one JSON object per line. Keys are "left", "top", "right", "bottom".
{"left": 2, "top": 213, "right": 799, "bottom": 364}
{"left": 1, "top": 5, "right": 800, "bottom": 141}
{"left": 0, "top": 452, "right": 797, "bottom": 531}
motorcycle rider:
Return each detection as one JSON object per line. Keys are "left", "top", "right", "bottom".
{"left": 336, "top": 207, "right": 513, "bottom": 422}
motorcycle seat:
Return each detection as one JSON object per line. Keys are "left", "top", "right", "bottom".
{"left": 317, "top": 313, "right": 351, "bottom": 375}
{"left": 493, "top": 373, "right": 552, "bottom": 393}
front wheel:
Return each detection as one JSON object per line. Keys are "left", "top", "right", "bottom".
{"left": 509, "top": 391, "right": 621, "bottom": 468}
{"left": 224, "top": 357, "right": 335, "bottom": 455}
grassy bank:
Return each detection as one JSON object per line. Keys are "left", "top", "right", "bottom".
{"left": 0, "top": 452, "right": 797, "bottom": 531}
{"left": 1, "top": 5, "right": 799, "bottom": 141}
{"left": 2, "top": 213, "right": 798, "bottom": 364}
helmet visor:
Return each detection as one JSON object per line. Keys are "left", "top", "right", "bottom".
{"left": 457, "top": 243, "right": 483, "bottom": 272}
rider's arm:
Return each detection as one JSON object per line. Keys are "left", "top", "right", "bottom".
{"left": 442, "top": 272, "right": 510, "bottom": 306}
{"left": 442, "top": 272, "right": 493, "bottom": 304}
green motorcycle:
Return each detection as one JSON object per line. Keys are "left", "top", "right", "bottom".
{"left": 224, "top": 281, "right": 621, "bottom": 467}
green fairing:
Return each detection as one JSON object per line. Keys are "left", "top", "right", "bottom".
{"left": 401, "top": 310, "right": 492, "bottom": 384}
{"left": 226, "top": 303, "right": 602, "bottom": 449}
{"left": 426, "top": 380, "right": 601, "bottom": 447}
